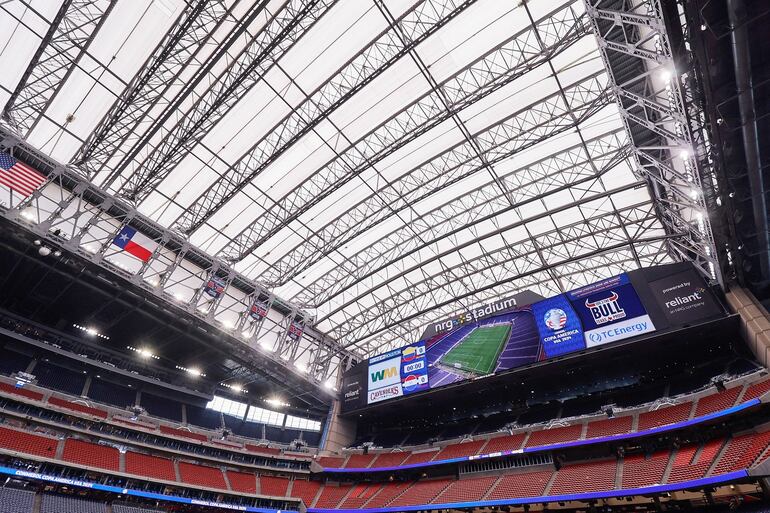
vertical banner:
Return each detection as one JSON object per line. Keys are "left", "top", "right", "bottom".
{"left": 531, "top": 294, "right": 585, "bottom": 358}
{"left": 203, "top": 275, "right": 226, "bottom": 299}
{"left": 287, "top": 320, "right": 304, "bottom": 340}
{"left": 249, "top": 297, "right": 270, "bottom": 320}
{"left": 567, "top": 273, "right": 655, "bottom": 348}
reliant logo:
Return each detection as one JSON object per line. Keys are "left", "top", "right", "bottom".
{"left": 664, "top": 290, "right": 704, "bottom": 309}
{"left": 344, "top": 389, "right": 359, "bottom": 399}
{"left": 370, "top": 367, "right": 398, "bottom": 382}
{"left": 585, "top": 291, "right": 626, "bottom": 325}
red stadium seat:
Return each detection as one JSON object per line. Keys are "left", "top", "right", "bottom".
{"left": 178, "top": 461, "right": 227, "bottom": 490}
{"left": 388, "top": 479, "right": 451, "bottom": 507}
{"left": 693, "top": 386, "right": 742, "bottom": 417}
{"left": 712, "top": 431, "right": 770, "bottom": 474}
{"left": 228, "top": 470, "right": 258, "bottom": 493}
{"left": 481, "top": 433, "right": 526, "bottom": 454}
{"left": 621, "top": 452, "right": 669, "bottom": 488}
{"left": 260, "top": 475, "right": 290, "bottom": 497}
{"left": 434, "top": 476, "right": 497, "bottom": 503}
{"left": 363, "top": 482, "right": 411, "bottom": 508}
{"left": 344, "top": 452, "right": 376, "bottom": 468}
{"left": 487, "top": 470, "right": 553, "bottom": 499}
{"left": 370, "top": 451, "right": 409, "bottom": 468}
{"left": 549, "top": 459, "right": 617, "bottom": 495}
{"left": 317, "top": 456, "right": 345, "bottom": 468}
{"left": 340, "top": 484, "right": 382, "bottom": 509}
{"left": 245, "top": 444, "right": 281, "bottom": 456}
{"left": 0, "top": 381, "right": 44, "bottom": 401}
{"left": 742, "top": 378, "right": 770, "bottom": 401}
{"left": 586, "top": 416, "right": 633, "bottom": 438}
{"left": 48, "top": 396, "right": 108, "bottom": 419}
{"left": 314, "top": 484, "right": 354, "bottom": 508}
{"left": 667, "top": 439, "right": 724, "bottom": 482}
{"left": 62, "top": 439, "right": 119, "bottom": 471}
{"left": 159, "top": 425, "right": 207, "bottom": 442}
{"left": 526, "top": 424, "right": 583, "bottom": 448}
{"left": 125, "top": 451, "right": 176, "bottom": 482}
{"left": 0, "top": 426, "right": 58, "bottom": 458}
{"left": 435, "top": 440, "right": 486, "bottom": 460}
{"left": 290, "top": 478, "right": 321, "bottom": 506}
{"left": 637, "top": 402, "right": 692, "bottom": 430}
{"left": 402, "top": 450, "right": 440, "bottom": 465}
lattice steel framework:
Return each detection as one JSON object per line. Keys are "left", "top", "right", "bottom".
{"left": 2, "top": 0, "right": 116, "bottom": 135}
{"left": 172, "top": 0, "right": 477, "bottom": 234}
{"left": 0, "top": 127, "right": 354, "bottom": 386}
{"left": 216, "top": 2, "right": 589, "bottom": 264}
{"left": 71, "top": 0, "right": 232, "bottom": 179}
{"left": 109, "top": 0, "right": 336, "bottom": 201}
{"left": 584, "top": 0, "right": 720, "bottom": 283}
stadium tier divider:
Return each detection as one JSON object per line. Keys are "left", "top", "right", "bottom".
{"left": 332, "top": 369, "right": 770, "bottom": 469}
{"left": 0, "top": 373, "right": 317, "bottom": 468}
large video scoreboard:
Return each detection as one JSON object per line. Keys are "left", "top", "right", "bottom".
{"left": 340, "top": 262, "right": 723, "bottom": 412}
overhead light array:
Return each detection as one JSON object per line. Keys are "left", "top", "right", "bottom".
{"left": 73, "top": 324, "right": 109, "bottom": 340}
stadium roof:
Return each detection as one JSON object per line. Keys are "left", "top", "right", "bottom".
{"left": 0, "top": 0, "right": 718, "bottom": 358}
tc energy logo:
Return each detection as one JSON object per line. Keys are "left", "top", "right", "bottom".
{"left": 585, "top": 291, "right": 626, "bottom": 325}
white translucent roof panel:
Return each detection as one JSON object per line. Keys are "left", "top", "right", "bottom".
{"left": 0, "top": 0, "right": 680, "bottom": 357}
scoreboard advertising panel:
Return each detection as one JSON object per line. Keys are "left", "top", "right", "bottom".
{"left": 340, "top": 264, "right": 723, "bottom": 411}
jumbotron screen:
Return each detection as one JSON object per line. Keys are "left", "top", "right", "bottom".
{"left": 340, "top": 263, "right": 723, "bottom": 411}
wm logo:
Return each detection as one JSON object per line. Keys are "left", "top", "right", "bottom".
{"left": 371, "top": 367, "right": 398, "bottom": 382}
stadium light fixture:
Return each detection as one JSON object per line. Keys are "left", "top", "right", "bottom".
{"left": 265, "top": 397, "right": 289, "bottom": 408}
{"left": 176, "top": 365, "right": 206, "bottom": 377}
{"left": 73, "top": 324, "right": 109, "bottom": 340}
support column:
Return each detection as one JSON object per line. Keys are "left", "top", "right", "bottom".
{"left": 725, "top": 286, "right": 770, "bottom": 365}
{"left": 320, "top": 398, "right": 356, "bottom": 453}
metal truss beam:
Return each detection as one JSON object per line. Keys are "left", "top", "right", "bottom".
{"left": 275, "top": 77, "right": 614, "bottom": 293}
{"left": 92, "top": 0, "right": 272, "bottom": 191}
{"left": 0, "top": 128, "right": 355, "bottom": 385}
{"left": 70, "top": 0, "right": 231, "bottom": 179}
{"left": 173, "top": 0, "right": 478, "bottom": 234}
{"left": 292, "top": 72, "right": 612, "bottom": 307}
{"left": 336, "top": 207, "right": 670, "bottom": 349}
{"left": 309, "top": 131, "right": 631, "bottom": 318}
{"left": 2, "top": 0, "right": 116, "bottom": 136}
{"left": 584, "top": 0, "right": 721, "bottom": 284}
{"left": 319, "top": 184, "right": 651, "bottom": 343}
{"left": 216, "top": 2, "right": 589, "bottom": 263}
{"left": 112, "top": 0, "right": 336, "bottom": 201}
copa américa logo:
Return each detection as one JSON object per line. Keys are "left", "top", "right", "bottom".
{"left": 401, "top": 344, "right": 425, "bottom": 362}
{"left": 544, "top": 308, "right": 567, "bottom": 330}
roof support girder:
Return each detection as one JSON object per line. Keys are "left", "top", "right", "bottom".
{"left": 293, "top": 71, "right": 612, "bottom": 307}
{"left": 112, "top": 0, "right": 338, "bottom": 201}
{"left": 173, "top": 0, "right": 479, "bottom": 234}
{"left": 2, "top": 0, "right": 116, "bottom": 136}
{"left": 216, "top": 1, "right": 589, "bottom": 263}
{"left": 584, "top": 0, "right": 721, "bottom": 284}
{"left": 71, "top": 0, "right": 232, "bottom": 179}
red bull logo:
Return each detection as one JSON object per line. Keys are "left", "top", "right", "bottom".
{"left": 585, "top": 291, "right": 626, "bottom": 325}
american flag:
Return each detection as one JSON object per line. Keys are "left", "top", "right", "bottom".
{"left": 0, "top": 151, "right": 46, "bottom": 197}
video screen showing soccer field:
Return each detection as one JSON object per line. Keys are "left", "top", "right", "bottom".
{"left": 426, "top": 310, "right": 541, "bottom": 388}
{"left": 438, "top": 325, "right": 511, "bottom": 375}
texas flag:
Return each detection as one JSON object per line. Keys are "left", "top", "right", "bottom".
{"left": 112, "top": 226, "right": 156, "bottom": 262}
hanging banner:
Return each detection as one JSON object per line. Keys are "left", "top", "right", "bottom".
{"left": 203, "top": 275, "right": 226, "bottom": 299}
{"left": 288, "top": 320, "right": 304, "bottom": 340}
{"left": 249, "top": 298, "right": 270, "bottom": 320}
